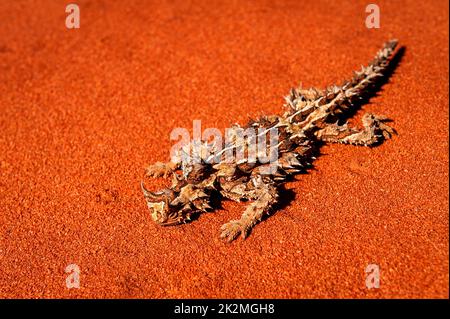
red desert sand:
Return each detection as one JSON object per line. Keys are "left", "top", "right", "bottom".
{"left": 0, "top": 0, "right": 448, "bottom": 298}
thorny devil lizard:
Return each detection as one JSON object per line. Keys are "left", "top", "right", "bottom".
{"left": 142, "top": 40, "right": 400, "bottom": 242}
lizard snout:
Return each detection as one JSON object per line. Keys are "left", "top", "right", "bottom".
{"left": 141, "top": 182, "right": 186, "bottom": 225}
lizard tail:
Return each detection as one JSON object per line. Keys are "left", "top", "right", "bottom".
{"left": 284, "top": 39, "right": 401, "bottom": 116}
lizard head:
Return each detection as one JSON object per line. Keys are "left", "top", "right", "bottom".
{"left": 141, "top": 181, "right": 211, "bottom": 226}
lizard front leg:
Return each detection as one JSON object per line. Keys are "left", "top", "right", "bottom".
{"left": 315, "top": 113, "right": 396, "bottom": 146}
{"left": 220, "top": 176, "right": 278, "bottom": 242}
{"left": 145, "top": 161, "right": 179, "bottom": 178}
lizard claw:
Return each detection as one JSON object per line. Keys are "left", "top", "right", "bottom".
{"left": 378, "top": 121, "right": 396, "bottom": 139}
{"left": 370, "top": 114, "right": 397, "bottom": 139}
{"left": 380, "top": 123, "right": 396, "bottom": 139}
{"left": 220, "top": 220, "right": 245, "bottom": 242}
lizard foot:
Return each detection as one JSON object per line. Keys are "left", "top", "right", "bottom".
{"left": 368, "top": 114, "right": 396, "bottom": 139}
{"left": 220, "top": 220, "right": 246, "bottom": 242}
{"left": 339, "top": 113, "right": 397, "bottom": 146}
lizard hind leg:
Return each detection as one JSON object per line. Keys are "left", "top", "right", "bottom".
{"left": 219, "top": 176, "right": 278, "bottom": 242}
{"left": 315, "top": 113, "right": 396, "bottom": 146}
